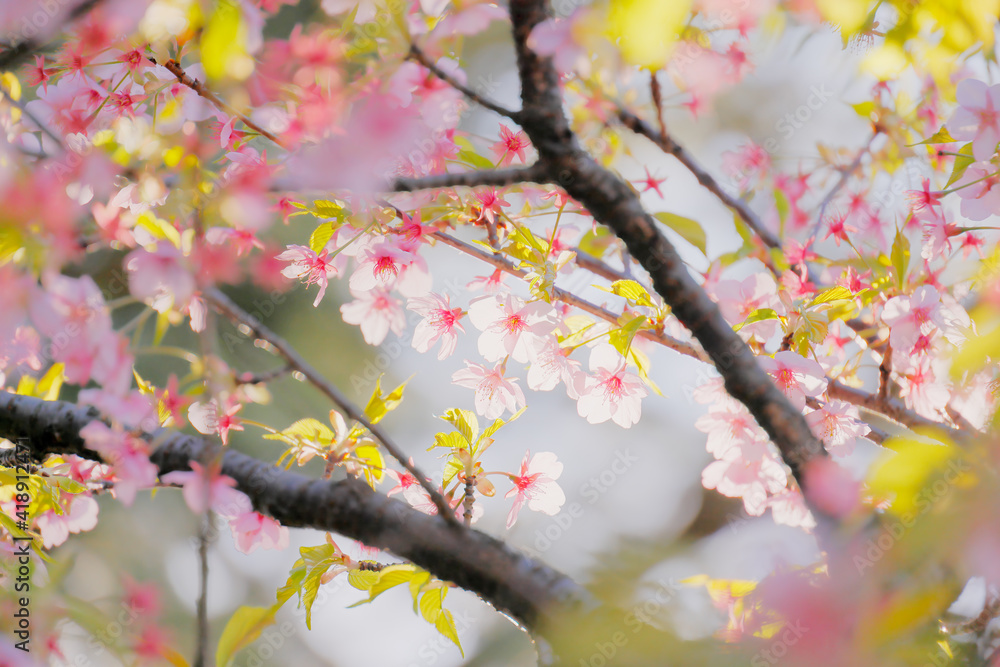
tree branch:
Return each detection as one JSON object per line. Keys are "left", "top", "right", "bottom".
{"left": 161, "top": 59, "right": 286, "bottom": 148}
{"left": 431, "top": 231, "right": 710, "bottom": 362}
{"left": 0, "top": 391, "right": 600, "bottom": 646}
{"left": 204, "top": 288, "right": 460, "bottom": 525}
{"left": 616, "top": 108, "right": 781, "bottom": 257}
{"left": 507, "top": 0, "right": 825, "bottom": 494}
{"left": 407, "top": 43, "right": 523, "bottom": 121}
{"left": 392, "top": 164, "right": 549, "bottom": 192}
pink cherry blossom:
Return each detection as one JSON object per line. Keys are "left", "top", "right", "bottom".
{"left": 804, "top": 400, "right": 870, "bottom": 457}
{"left": 526, "top": 337, "right": 585, "bottom": 398}
{"left": 340, "top": 286, "right": 406, "bottom": 346}
{"left": 695, "top": 401, "right": 767, "bottom": 458}
{"left": 472, "top": 188, "right": 511, "bottom": 226}
{"left": 188, "top": 398, "right": 244, "bottom": 445}
{"left": 78, "top": 388, "right": 156, "bottom": 431}
{"left": 491, "top": 125, "right": 531, "bottom": 166}
{"left": 407, "top": 292, "right": 465, "bottom": 360}
{"left": 468, "top": 294, "right": 557, "bottom": 363}
{"left": 35, "top": 495, "right": 99, "bottom": 549}
{"left": 125, "top": 241, "right": 196, "bottom": 314}
{"left": 161, "top": 461, "right": 252, "bottom": 516}
{"left": 710, "top": 272, "right": 783, "bottom": 342}
{"left": 767, "top": 489, "right": 816, "bottom": 530}
{"left": 894, "top": 356, "right": 950, "bottom": 419}
{"left": 452, "top": 361, "right": 526, "bottom": 419}
{"left": 757, "top": 351, "right": 827, "bottom": 410}
{"left": 881, "top": 285, "right": 943, "bottom": 353}
{"left": 702, "top": 446, "right": 788, "bottom": 516}
{"left": 954, "top": 161, "right": 1000, "bottom": 221}
{"left": 576, "top": 344, "right": 648, "bottom": 428}
{"left": 277, "top": 244, "right": 346, "bottom": 306}
{"left": 946, "top": 78, "right": 1000, "bottom": 161}
{"left": 81, "top": 422, "right": 158, "bottom": 506}
{"left": 229, "top": 512, "right": 290, "bottom": 554}
{"left": 468, "top": 268, "right": 508, "bottom": 295}
{"left": 504, "top": 451, "right": 565, "bottom": 529}
{"left": 351, "top": 240, "right": 431, "bottom": 297}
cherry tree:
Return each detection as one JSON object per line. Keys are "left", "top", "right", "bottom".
{"left": 1, "top": 0, "right": 1000, "bottom": 665}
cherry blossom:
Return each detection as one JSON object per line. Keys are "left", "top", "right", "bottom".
{"left": 35, "top": 495, "right": 99, "bottom": 549}
{"left": 954, "top": 162, "right": 1000, "bottom": 221}
{"left": 188, "top": 398, "right": 245, "bottom": 446}
{"left": 804, "top": 400, "right": 870, "bottom": 457}
{"left": 407, "top": 292, "right": 465, "bottom": 360}
{"left": 491, "top": 125, "right": 530, "bottom": 166}
{"left": 350, "top": 240, "right": 431, "bottom": 297}
{"left": 80, "top": 422, "right": 158, "bottom": 506}
{"left": 161, "top": 461, "right": 252, "bottom": 516}
{"left": 757, "top": 351, "right": 827, "bottom": 410}
{"left": 340, "top": 286, "right": 407, "bottom": 346}
{"left": 702, "top": 446, "right": 788, "bottom": 516}
{"left": 576, "top": 344, "right": 648, "bottom": 428}
{"left": 881, "top": 285, "right": 944, "bottom": 353}
{"left": 947, "top": 78, "right": 1000, "bottom": 161}
{"left": 452, "top": 361, "right": 526, "bottom": 420}
{"left": 277, "top": 244, "right": 345, "bottom": 306}
{"left": 505, "top": 451, "right": 566, "bottom": 529}
{"left": 229, "top": 512, "right": 290, "bottom": 554}
{"left": 468, "top": 294, "right": 557, "bottom": 363}
{"left": 125, "top": 241, "right": 196, "bottom": 314}
{"left": 526, "top": 337, "right": 585, "bottom": 398}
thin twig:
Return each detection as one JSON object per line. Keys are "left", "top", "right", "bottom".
{"left": 877, "top": 343, "right": 892, "bottom": 406}
{"left": 0, "top": 0, "right": 104, "bottom": 72}
{"left": 407, "top": 43, "right": 522, "bottom": 121}
{"left": 161, "top": 59, "right": 286, "bottom": 148}
{"left": 205, "top": 288, "right": 461, "bottom": 526}
{"left": 649, "top": 72, "right": 667, "bottom": 141}
{"left": 430, "top": 231, "right": 711, "bottom": 362}
{"left": 811, "top": 130, "right": 878, "bottom": 239}
{"left": 616, "top": 108, "right": 781, "bottom": 275}
{"left": 0, "top": 90, "right": 65, "bottom": 151}
{"left": 393, "top": 163, "right": 549, "bottom": 192}
{"left": 193, "top": 515, "right": 211, "bottom": 667}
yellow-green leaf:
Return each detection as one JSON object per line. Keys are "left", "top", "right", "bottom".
{"left": 945, "top": 142, "right": 975, "bottom": 188}
{"left": 441, "top": 408, "right": 478, "bottom": 445}
{"left": 201, "top": 0, "right": 253, "bottom": 81}
{"left": 215, "top": 605, "right": 277, "bottom": 667}
{"left": 309, "top": 222, "right": 336, "bottom": 254}
{"left": 866, "top": 437, "right": 969, "bottom": 516}
{"left": 890, "top": 227, "right": 910, "bottom": 289}
{"left": 609, "top": 315, "right": 647, "bottom": 357}
{"left": 604, "top": 279, "right": 655, "bottom": 307}
{"left": 653, "top": 212, "right": 707, "bottom": 254}
{"left": 606, "top": 0, "right": 692, "bottom": 67}
{"left": 364, "top": 375, "right": 408, "bottom": 425}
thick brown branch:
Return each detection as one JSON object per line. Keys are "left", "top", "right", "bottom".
{"left": 392, "top": 164, "right": 549, "bottom": 192}
{"left": 507, "top": 1, "right": 824, "bottom": 491}
{"left": 205, "top": 288, "right": 459, "bottom": 525}
{"left": 0, "top": 391, "right": 600, "bottom": 646}
{"left": 407, "top": 44, "right": 522, "bottom": 121}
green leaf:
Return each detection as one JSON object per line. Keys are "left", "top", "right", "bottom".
{"left": 440, "top": 408, "right": 478, "bottom": 444}
{"left": 264, "top": 418, "right": 334, "bottom": 445}
{"left": 602, "top": 279, "right": 655, "bottom": 307}
{"left": 808, "top": 285, "right": 854, "bottom": 307}
{"left": 313, "top": 199, "right": 345, "bottom": 220}
{"left": 945, "top": 142, "right": 975, "bottom": 188}
{"left": 441, "top": 455, "right": 464, "bottom": 487}
{"left": 309, "top": 222, "right": 336, "bottom": 254}
{"left": 457, "top": 149, "right": 496, "bottom": 171}
{"left": 431, "top": 431, "right": 468, "bottom": 451}
{"left": 852, "top": 101, "right": 875, "bottom": 118}
{"left": 216, "top": 606, "right": 277, "bottom": 667}
{"left": 364, "top": 375, "right": 408, "bottom": 425}
{"left": 654, "top": 212, "right": 707, "bottom": 255}
{"left": 890, "top": 227, "right": 910, "bottom": 289}
{"left": 733, "top": 308, "right": 781, "bottom": 332}
{"left": 347, "top": 569, "right": 380, "bottom": 591}
{"left": 910, "top": 125, "right": 955, "bottom": 146}
{"left": 608, "top": 315, "right": 648, "bottom": 357}
{"left": 201, "top": 0, "right": 252, "bottom": 81}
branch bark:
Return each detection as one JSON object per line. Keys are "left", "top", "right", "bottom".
{"left": 0, "top": 391, "right": 607, "bottom": 650}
